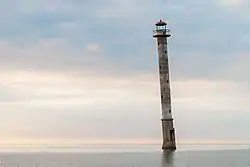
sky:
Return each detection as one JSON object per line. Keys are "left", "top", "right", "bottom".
{"left": 0, "top": 0, "right": 250, "bottom": 146}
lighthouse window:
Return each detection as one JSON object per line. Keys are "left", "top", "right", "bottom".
{"left": 165, "top": 50, "right": 167, "bottom": 53}
{"left": 169, "top": 110, "right": 171, "bottom": 113}
{"left": 167, "top": 80, "right": 169, "bottom": 83}
{"left": 161, "top": 95, "right": 163, "bottom": 99}
{"left": 158, "top": 42, "right": 160, "bottom": 45}
{"left": 170, "top": 130, "right": 174, "bottom": 141}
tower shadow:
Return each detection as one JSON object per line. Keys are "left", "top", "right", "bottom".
{"left": 161, "top": 151, "right": 175, "bottom": 167}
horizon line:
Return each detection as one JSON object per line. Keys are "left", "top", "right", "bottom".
{"left": 0, "top": 143, "right": 250, "bottom": 147}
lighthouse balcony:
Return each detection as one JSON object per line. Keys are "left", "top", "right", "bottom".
{"left": 153, "top": 29, "right": 171, "bottom": 37}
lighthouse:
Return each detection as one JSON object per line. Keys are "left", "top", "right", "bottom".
{"left": 153, "top": 20, "right": 176, "bottom": 151}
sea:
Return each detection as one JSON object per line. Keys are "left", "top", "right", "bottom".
{"left": 0, "top": 144, "right": 249, "bottom": 167}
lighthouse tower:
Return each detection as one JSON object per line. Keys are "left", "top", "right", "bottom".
{"left": 153, "top": 20, "right": 176, "bottom": 151}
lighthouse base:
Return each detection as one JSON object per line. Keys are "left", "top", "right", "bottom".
{"left": 162, "top": 142, "right": 177, "bottom": 151}
{"left": 161, "top": 119, "right": 176, "bottom": 151}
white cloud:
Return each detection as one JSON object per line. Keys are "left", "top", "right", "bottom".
{"left": 221, "top": 53, "right": 250, "bottom": 82}
{"left": 217, "top": 0, "right": 248, "bottom": 9}
{"left": 85, "top": 43, "right": 102, "bottom": 52}
{"left": 0, "top": 36, "right": 249, "bottom": 144}
{"left": 0, "top": 0, "right": 250, "bottom": 146}
{"left": 0, "top": 39, "right": 107, "bottom": 73}
{"left": 1, "top": 67, "right": 250, "bottom": 144}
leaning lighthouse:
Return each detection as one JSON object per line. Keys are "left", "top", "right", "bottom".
{"left": 153, "top": 20, "right": 176, "bottom": 151}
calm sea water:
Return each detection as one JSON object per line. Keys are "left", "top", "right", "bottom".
{"left": 0, "top": 146, "right": 250, "bottom": 167}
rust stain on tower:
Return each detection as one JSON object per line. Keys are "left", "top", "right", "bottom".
{"left": 153, "top": 20, "right": 177, "bottom": 151}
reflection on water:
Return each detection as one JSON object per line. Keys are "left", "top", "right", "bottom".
{"left": 0, "top": 150, "right": 250, "bottom": 167}
{"left": 160, "top": 149, "right": 250, "bottom": 167}
{"left": 161, "top": 151, "right": 175, "bottom": 167}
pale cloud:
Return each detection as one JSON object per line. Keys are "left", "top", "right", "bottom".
{"left": 86, "top": 43, "right": 102, "bottom": 52}
{"left": 0, "top": 0, "right": 250, "bottom": 146}
{"left": 222, "top": 53, "right": 250, "bottom": 82}
{"left": 0, "top": 33, "right": 249, "bottom": 144}
{"left": 172, "top": 80, "right": 250, "bottom": 112}
{"left": 0, "top": 70, "right": 160, "bottom": 144}
{"left": 0, "top": 39, "right": 105, "bottom": 73}
{"left": 0, "top": 38, "right": 156, "bottom": 78}
{"left": 1, "top": 68, "right": 250, "bottom": 144}
{"left": 217, "top": 0, "right": 248, "bottom": 9}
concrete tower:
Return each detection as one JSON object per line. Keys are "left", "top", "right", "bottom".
{"left": 153, "top": 20, "right": 176, "bottom": 151}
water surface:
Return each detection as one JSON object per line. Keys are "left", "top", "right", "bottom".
{"left": 0, "top": 146, "right": 249, "bottom": 167}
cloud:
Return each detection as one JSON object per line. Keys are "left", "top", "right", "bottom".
{"left": 0, "top": 38, "right": 157, "bottom": 79}
{"left": 1, "top": 0, "right": 250, "bottom": 81}
{"left": 86, "top": 43, "right": 102, "bottom": 52}
{"left": 222, "top": 53, "right": 250, "bottom": 82}
{"left": 1, "top": 68, "right": 250, "bottom": 144}
{"left": 0, "top": 70, "right": 161, "bottom": 144}
{"left": 216, "top": 0, "right": 249, "bottom": 10}
{"left": 0, "top": 0, "right": 250, "bottom": 145}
